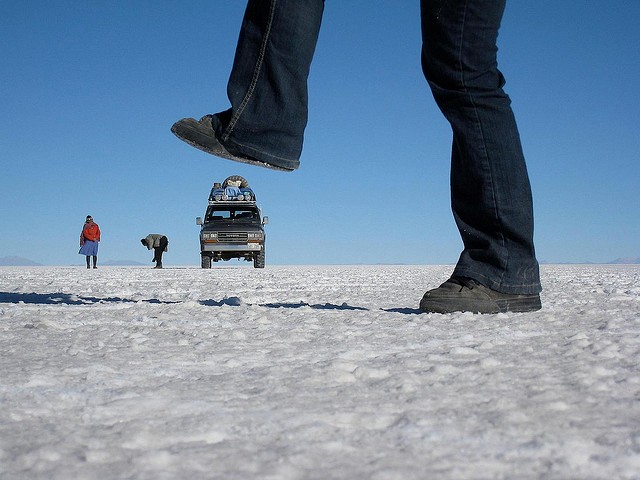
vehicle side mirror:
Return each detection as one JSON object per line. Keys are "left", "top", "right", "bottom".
{"left": 262, "top": 216, "right": 269, "bottom": 225}
{"left": 196, "top": 216, "right": 203, "bottom": 225}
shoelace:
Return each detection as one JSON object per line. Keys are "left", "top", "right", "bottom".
{"left": 447, "top": 276, "right": 479, "bottom": 290}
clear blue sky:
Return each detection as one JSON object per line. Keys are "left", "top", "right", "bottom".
{"left": 1, "top": 1, "right": 638, "bottom": 266}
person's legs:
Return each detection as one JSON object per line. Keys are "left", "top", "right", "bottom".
{"left": 420, "top": 0, "right": 541, "bottom": 300}
{"left": 154, "top": 237, "right": 168, "bottom": 268}
{"left": 86, "top": 256, "right": 90, "bottom": 269}
{"left": 172, "top": 0, "right": 324, "bottom": 170}
{"left": 153, "top": 247, "right": 162, "bottom": 268}
{"left": 92, "top": 256, "right": 97, "bottom": 269}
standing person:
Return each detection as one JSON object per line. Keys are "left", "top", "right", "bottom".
{"left": 79, "top": 215, "right": 100, "bottom": 269}
{"left": 140, "top": 234, "right": 169, "bottom": 269}
{"left": 171, "top": 0, "right": 542, "bottom": 313}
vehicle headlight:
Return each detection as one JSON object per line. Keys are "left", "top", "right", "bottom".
{"left": 247, "top": 232, "right": 264, "bottom": 240}
{"left": 202, "top": 232, "right": 218, "bottom": 240}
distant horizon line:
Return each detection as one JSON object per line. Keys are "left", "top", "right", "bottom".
{"left": 1, "top": 258, "right": 640, "bottom": 267}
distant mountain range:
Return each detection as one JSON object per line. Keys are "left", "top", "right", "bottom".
{"left": 0, "top": 256, "right": 43, "bottom": 266}
{"left": 607, "top": 256, "right": 640, "bottom": 264}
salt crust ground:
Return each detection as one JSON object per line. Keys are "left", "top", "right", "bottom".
{"left": 1, "top": 264, "right": 639, "bottom": 480}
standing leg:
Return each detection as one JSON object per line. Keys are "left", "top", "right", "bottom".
{"left": 172, "top": 0, "right": 324, "bottom": 170}
{"left": 92, "top": 256, "right": 97, "bottom": 269}
{"left": 86, "top": 256, "right": 90, "bottom": 269}
{"left": 419, "top": 0, "right": 541, "bottom": 313}
{"left": 420, "top": 0, "right": 540, "bottom": 296}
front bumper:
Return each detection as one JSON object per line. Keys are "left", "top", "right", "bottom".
{"left": 201, "top": 243, "right": 263, "bottom": 252}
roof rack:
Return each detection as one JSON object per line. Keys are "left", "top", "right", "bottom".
{"left": 208, "top": 175, "right": 256, "bottom": 203}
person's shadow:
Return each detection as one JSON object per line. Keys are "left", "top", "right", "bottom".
{"left": 0, "top": 292, "right": 422, "bottom": 314}
{"left": 0, "top": 292, "right": 178, "bottom": 305}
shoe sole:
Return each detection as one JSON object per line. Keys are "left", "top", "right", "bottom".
{"left": 171, "top": 118, "right": 293, "bottom": 172}
{"left": 420, "top": 295, "right": 542, "bottom": 314}
{"left": 494, "top": 295, "right": 542, "bottom": 313}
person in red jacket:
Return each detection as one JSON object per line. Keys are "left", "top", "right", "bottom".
{"left": 79, "top": 215, "right": 101, "bottom": 269}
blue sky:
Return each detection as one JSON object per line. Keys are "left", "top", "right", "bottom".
{"left": 1, "top": 1, "right": 638, "bottom": 266}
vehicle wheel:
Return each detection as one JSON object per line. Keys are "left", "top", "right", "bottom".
{"left": 201, "top": 255, "right": 212, "bottom": 269}
{"left": 223, "top": 175, "right": 250, "bottom": 188}
{"left": 253, "top": 249, "right": 265, "bottom": 269}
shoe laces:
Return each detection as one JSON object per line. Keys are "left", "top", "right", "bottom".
{"left": 447, "top": 276, "right": 479, "bottom": 290}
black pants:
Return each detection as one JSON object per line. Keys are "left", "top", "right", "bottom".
{"left": 152, "top": 236, "right": 168, "bottom": 264}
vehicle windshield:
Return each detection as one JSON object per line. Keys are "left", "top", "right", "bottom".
{"left": 205, "top": 206, "right": 259, "bottom": 223}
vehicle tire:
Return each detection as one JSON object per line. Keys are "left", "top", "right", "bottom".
{"left": 223, "top": 175, "right": 249, "bottom": 188}
{"left": 201, "top": 255, "right": 212, "bottom": 269}
{"left": 253, "top": 249, "right": 265, "bottom": 269}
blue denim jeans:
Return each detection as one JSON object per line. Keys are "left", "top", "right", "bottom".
{"left": 213, "top": 0, "right": 324, "bottom": 170}
{"left": 218, "top": 0, "right": 541, "bottom": 294}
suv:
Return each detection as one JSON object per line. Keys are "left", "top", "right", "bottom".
{"left": 196, "top": 176, "right": 268, "bottom": 269}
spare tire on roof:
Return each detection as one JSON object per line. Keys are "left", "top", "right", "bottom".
{"left": 223, "top": 175, "right": 250, "bottom": 188}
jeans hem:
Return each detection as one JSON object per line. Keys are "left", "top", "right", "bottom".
{"left": 226, "top": 139, "right": 301, "bottom": 171}
{"left": 453, "top": 267, "right": 542, "bottom": 295}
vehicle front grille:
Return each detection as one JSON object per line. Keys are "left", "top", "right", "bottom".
{"left": 217, "top": 232, "right": 248, "bottom": 243}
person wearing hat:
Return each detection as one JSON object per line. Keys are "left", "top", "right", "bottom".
{"left": 79, "top": 215, "right": 101, "bottom": 269}
{"left": 140, "top": 234, "right": 169, "bottom": 269}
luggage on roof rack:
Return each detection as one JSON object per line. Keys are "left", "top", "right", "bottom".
{"left": 209, "top": 175, "right": 256, "bottom": 203}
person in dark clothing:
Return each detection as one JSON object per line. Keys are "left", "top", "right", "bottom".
{"left": 140, "top": 234, "right": 168, "bottom": 269}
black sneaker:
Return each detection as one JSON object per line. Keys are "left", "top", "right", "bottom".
{"left": 419, "top": 276, "right": 541, "bottom": 314}
{"left": 171, "top": 116, "right": 294, "bottom": 172}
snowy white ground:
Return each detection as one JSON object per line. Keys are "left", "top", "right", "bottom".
{"left": 1, "top": 264, "right": 639, "bottom": 479}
